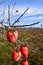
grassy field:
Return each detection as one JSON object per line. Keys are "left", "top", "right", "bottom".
{"left": 0, "top": 28, "right": 43, "bottom": 65}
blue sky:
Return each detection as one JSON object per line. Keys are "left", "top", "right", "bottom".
{"left": 0, "top": 0, "right": 43, "bottom": 27}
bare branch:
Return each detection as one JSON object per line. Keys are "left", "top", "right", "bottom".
{"left": 12, "top": 21, "right": 40, "bottom": 27}
{"left": 10, "top": 0, "right": 16, "bottom": 16}
{"left": 12, "top": 7, "right": 29, "bottom": 26}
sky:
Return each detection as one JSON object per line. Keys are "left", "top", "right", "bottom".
{"left": 0, "top": 0, "right": 43, "bottom": 27}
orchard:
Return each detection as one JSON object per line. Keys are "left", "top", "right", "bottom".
{"left": 0, "top": 28, "right": 43, "bottom": 65}
{"left": 0, "top": 4, "right": 42, "bottom": 65}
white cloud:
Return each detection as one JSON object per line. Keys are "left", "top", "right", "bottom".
{"left": 26, "top": 7, "right": 43, "bottom": 15}
{"left": 0, "top": 6, "right": 43, "bottom": 22}
{"left": 22, "top": 16, "right": 43, "bottom": 21}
